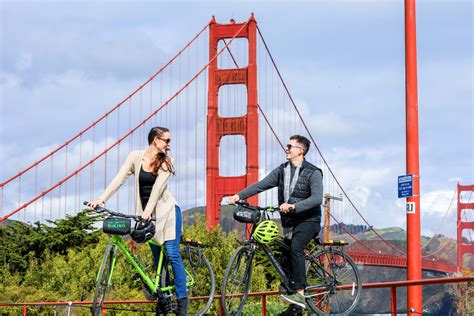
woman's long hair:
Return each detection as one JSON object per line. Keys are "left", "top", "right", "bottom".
{"left": 148, "top": 127, "right": 175, "bottom": 175}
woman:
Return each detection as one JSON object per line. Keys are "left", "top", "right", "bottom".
{"left": 88, "top": 126, "right": 188, "bottom": 315}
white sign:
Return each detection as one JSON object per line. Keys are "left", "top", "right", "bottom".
{"left": 406, "top": 202, "right": 416, "bottom": 214}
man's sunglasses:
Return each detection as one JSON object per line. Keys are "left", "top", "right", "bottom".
{"left": 286, "top": 144, "right": 303, "bottom": 151}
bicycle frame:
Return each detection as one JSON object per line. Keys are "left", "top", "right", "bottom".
{"left": 99, "top": 235, "right": 195, "bottom": 294}
{"left": 245, "top": 215, "right": 348, "bottom": 295}
{"left": 243, "top": 217, "right": 294, "bottom": 292}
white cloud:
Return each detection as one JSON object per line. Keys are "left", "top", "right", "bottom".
{"left": 1, "top": 1, "right": 472, "bottom": 239}
{"left": 421, "top": 190, "right": 457, "bottom": 217}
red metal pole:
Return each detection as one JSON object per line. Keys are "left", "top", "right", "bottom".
{"left": 261, "top": 294, "right": 267, "bottom": 316}
{"left": 405, "top": 0, "right": 422, "bottom": 313}
{"left": 23, "top": 304, "right": 26, "bottom": 316}
{"left": 391, "top": 286, "right": 397, "bottom": 315}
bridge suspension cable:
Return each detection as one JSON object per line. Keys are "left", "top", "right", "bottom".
{"left": 256, "top": 25, "right": 405, "bottom": 255}
{"left": 421, "top": 188, "right": 457, "bottom": 255}
{"left": 0, "top": 20, "right": 249, "bottom": 222}
{"left": 0, "top": 21, "right": 210, "bottom": 190}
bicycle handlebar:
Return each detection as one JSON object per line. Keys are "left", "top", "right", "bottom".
{"left": 83, "top": 201, "right": 144, "bottom": 221}
{"left": 235, "top": 201, "right": 281, "bottom": 212}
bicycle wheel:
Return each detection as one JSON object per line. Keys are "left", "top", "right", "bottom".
{"left": 92, "top": 243, "right": 116, "bottom": 316}
{"left": 221, "top": 244, "right": 254, "bottom": 316}
{"left": 305, "top": 248, "right": 361, "bottom": 315}
{"left": 160, "top": 248, "right": 215, "bottom": 315}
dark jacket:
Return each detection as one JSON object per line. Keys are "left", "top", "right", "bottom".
{"left": 237, "top": 159, "right": 323, "bottom": 228}
{"left": 277, "top": 160, "right": 323, "bottom": 227}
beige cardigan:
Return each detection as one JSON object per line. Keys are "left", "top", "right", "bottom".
{"left": 99, "top": 150, "right": 178, "bottom": 244}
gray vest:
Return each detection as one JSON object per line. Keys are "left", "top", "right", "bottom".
{"left": 277, "top": 159, "right": 322, "bottom": 227}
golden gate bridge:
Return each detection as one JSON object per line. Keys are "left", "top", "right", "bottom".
{"left": 0, "top": 12, "right": 472, "bottom": 314}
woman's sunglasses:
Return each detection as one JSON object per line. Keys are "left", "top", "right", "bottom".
{"left": 158, "top": 137, "right": 171, "bottom": 144}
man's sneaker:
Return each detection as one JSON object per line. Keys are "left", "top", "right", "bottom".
{"left": 278, "top": 304, "right": 304, "bottom": 316}
{"left": 280, "top": 292, "right": 307, "bottom": 309}
{"left": 278, "top": 283, "right": 295, "bottom": 295}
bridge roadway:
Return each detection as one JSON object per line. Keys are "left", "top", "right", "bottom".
{"left": 348, "top": 251, "right": 457, "bottom": 274}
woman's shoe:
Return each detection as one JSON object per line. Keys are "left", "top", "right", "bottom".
{"left": 176, "top": 297, "right": 188, "bottom": 315}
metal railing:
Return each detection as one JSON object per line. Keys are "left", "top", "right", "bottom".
{"left": 1, "top": 276, "right": 472, "bottom": 315}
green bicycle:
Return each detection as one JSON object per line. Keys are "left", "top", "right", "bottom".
{"left": 221, "top": 201, "right": 361, "bottom": 315}
{"left": 86, "top": 202, "right": 215, "bottom": 315}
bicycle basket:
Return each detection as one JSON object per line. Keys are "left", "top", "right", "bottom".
{"left": 103, "top": 217, "right": 131, "bottom": 235}
{"left": 233, "top": 204, "right": 261, "bottom": 224}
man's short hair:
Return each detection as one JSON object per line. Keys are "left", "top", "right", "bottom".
{"left": 290, "top": 135, "right": 311, "bottom": 156}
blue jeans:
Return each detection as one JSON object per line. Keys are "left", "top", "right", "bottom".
{"left": 149, "top": 205, "right": 187, "bottom": 299}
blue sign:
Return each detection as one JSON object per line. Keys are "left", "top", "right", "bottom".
{"left": 398, "top": 174, "right": 413, "bottom": 198}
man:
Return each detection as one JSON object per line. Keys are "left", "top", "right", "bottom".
{"left": 227, "top": 135, "right": 323, "bottom": 311}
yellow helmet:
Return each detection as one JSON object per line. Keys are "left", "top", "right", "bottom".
{"left": 253, "top": 220, "right": 279, "bottom": 244}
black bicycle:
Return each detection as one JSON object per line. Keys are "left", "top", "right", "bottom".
{"left": 221, "top": 201, "right": 361, "bottom": 315}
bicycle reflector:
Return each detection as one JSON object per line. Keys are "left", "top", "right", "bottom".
{"left": 131, "top": 220, "right": 156, "bottom": 243}
{"left": 253, "top": 220, "right": 279, "bottom": 244}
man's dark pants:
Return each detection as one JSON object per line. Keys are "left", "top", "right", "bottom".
{"left": 280, "top": 220, "right": 321, "bottom": 290}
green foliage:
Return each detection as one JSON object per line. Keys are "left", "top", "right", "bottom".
{"left": 0, "top": 209, "right": 102, "bottom": 276}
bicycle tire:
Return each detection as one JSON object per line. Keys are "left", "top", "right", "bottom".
{"left": 221, "top": 244, "right": 254, "bottom": 316}
{"left": 160, "top": 248, "right": 215, "bottom": 316}
{"left": 92, "top": 243, "right": 116, "bottom": 316}
{"left": 305, "top": 248, "right": 361, "bottom": 315}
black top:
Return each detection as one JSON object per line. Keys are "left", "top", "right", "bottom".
{"left": 139, "top": 166, "right": 157, "bottom": 208}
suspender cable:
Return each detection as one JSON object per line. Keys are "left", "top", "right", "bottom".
{"left": 0, "top": 21, "right": 248, "bottom": 222}
{"left": 65, "top": 145, "right": 68, "bottom": 215}
{"left": 0, "top": 21, "right": 210, "bottom": 189}
{"left": 257, "top": 25, "right": 404, "bottom": 255}
{"left": 50, "top": 157, "right": 53, "bottom": 218}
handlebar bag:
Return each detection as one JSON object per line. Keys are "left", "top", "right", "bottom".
{"left": 233, "top": 205, "right": 261, "bottom": 224}
{"left": 103, "top": 216, "right": 132, "bottom": 235}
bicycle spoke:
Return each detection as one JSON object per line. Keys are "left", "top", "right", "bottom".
{"left": 160, "top": 248, "right": 215, "bottom": 315}
{"left": 92, "top": 244, "right": 115, "bottom": 316}
{"left": 305, "top": 249, "right": 361, "bottom": 315}
{"left": 221, "top": 245, "right": 253, "bottom": 315}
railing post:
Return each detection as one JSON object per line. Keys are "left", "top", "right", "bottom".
{"left": 23, "top": 304, "right": 27, "bottom": 316}
{"left": 391, "top": 286, "right": 397, "bottom": 315}
{"left": 219, "top": 297, "right": 224, "bottom": 316}
{"left": 261, "top": 294, "right": 267, "bottom": 316}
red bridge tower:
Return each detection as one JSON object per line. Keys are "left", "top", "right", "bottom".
{"left": 457, "top": 183, "right": 474, "bottom": 270}
{"left": 206, "top": 16, "right": 259, "bottom": 228}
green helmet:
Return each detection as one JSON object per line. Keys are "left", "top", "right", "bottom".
{"left": 253, "top": 220, "right": 279, "bottom": 244}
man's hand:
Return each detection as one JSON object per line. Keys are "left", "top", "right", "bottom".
{"left": 227, "top": 194, "right": 240, "bottom": 204}
{"left": 280, "top": 203, "right": 295, "bottom": 214}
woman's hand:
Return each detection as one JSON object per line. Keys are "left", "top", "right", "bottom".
{"left": 141, "top": 209, "right": 153, "bottom": 221}
{"left": 227, "top": 194, "right": 240, "bottom": 204}
{"left": 87, "top": 199, "right": 105, "bottom": 209}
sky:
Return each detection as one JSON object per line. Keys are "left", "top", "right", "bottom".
{"left": 0, "top": 0, "right": 472, "bottom": 237}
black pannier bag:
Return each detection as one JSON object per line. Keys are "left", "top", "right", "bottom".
{"left": 233, "top": 205, "right": 261, "bottom": 224}
{"left": 103, "top": 217, "right": 132, "bottom": 235}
